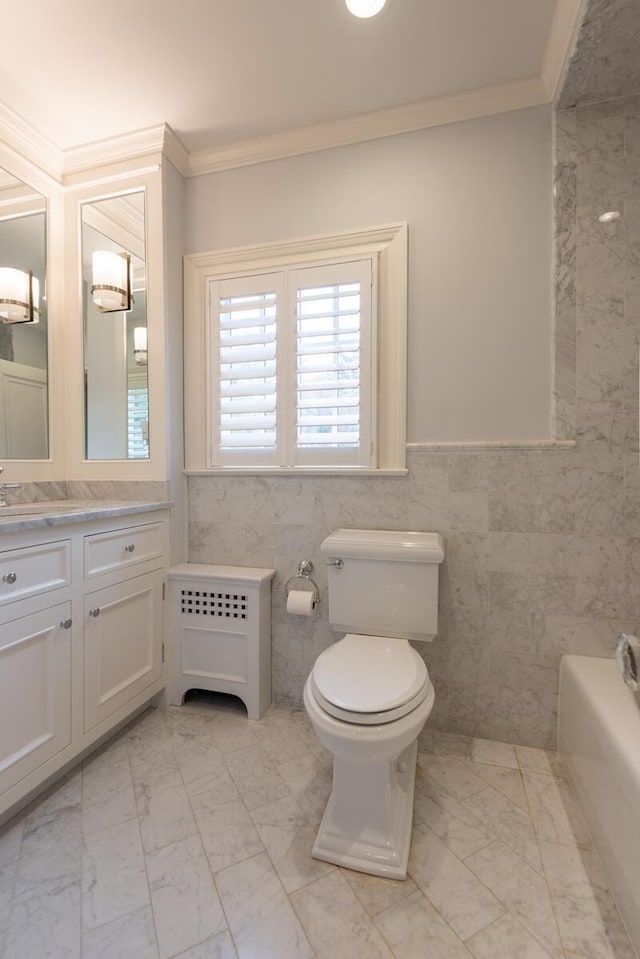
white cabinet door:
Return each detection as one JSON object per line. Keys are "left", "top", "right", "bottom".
{"left": 0, "top": 603, "right": 72, "bottom": 795}
{"left": 84, "top": 570, "right": 163, "bottom": 731}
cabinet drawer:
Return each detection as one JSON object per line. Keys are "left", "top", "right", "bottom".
{"left": 0, "top": 540, "right": 71, "bottom": 607}
{"left": 84, "top": 523, "right": 163, "bottom": 579}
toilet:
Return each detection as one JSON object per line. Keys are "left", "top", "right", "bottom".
{"left": 303, "top": 528, "right": 444, "bottom": 880}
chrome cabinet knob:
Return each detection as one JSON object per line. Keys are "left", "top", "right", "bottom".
{"left": 60, "top": 619, "right": 72, "bottom": 629}
{"left": 2, "top": 571, "right": 17, "bottom": 584}
{"left": 124, "top": 544, "right": 135, "bottom": 553}
{"left": 89, "top": 607, "right": 101, "bottom": 618}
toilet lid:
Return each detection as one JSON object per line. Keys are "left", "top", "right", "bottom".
{"left": 312, "top": 634, "right": 428, "bottom": 716}
{"left": 310, "top": 675, "right": 430, "bottom": 725}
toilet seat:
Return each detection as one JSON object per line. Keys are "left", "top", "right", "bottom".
{"left": 311, "top": 634, "right": 430, "bottom": 725}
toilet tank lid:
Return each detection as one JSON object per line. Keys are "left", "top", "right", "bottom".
{"left": 320, "top": 529, "right": 444, "bottom": 563}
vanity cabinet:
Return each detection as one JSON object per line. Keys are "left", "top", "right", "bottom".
{"left": 0, "top": 506, "right": 168, "bottom": 821}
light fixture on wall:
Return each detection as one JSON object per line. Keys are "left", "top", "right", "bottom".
{"left": 91, "top": 250, "right": 132, "bottom": 312}
{"left": 0, "top": 268, "right": 40, "bottom": 324}
{"left": 133, "top": 326, "right": 148, "bottom": 366}
{"left": 345, "top": 0, "right": 388, "bottom": 17}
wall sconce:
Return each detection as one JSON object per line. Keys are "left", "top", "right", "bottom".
{"left": 91, "top": 251, "right": 132, "bottom": 312}
{"left": 133, "top": 326, "right": 148, "bottom": 366}
{"left": 0, "top": 268, "right": 40, "bottom": 324}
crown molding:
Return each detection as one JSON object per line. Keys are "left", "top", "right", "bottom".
{"left": 161, "top": 125, "right": 190, "bottom": 177}
{"left": 0, "top": 100, "right": 63, "bottom": 184}
{"left": 62, "top": 124, "right": 171, "bottom": 183}
{"left": 540, "top": 0, "right": 588, "bottom": 102}
{"left": 186, "top": 76, "right": 550, "bottom": 178}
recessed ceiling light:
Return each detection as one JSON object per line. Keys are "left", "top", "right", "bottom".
{"left": 598, "top": 211, "right": 621, "bottom": 223}
{"left": 345, "top": 0, "right": 388, "bottom": 18}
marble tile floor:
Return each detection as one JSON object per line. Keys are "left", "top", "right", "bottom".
{"left": 0, "top": 694, "right": 636, "bottom": 959}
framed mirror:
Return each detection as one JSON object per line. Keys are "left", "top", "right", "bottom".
{"left": 81, "top": 191, "right": 148, "bottom": 460}
{"left": 0, "top": 168, "right": 48, "bottom": 459}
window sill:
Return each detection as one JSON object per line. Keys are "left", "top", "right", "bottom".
{"left": 184, "top": 467, "right": 408, "bottom": 477}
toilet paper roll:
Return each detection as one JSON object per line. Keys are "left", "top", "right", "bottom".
{"left": 286, "top": 590, "right": 316, "bottom": 616}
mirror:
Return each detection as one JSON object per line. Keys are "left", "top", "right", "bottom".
{"left": 0, "top": 168, "right": 48, "bottom": 459}
{"left": 81, "top": 191, "right": 148, "bottom": 460}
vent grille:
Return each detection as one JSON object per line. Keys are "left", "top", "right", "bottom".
{"left": 181, "top": 589, "right": 248, "bottom": 619}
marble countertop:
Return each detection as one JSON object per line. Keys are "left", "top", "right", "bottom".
{"left": 0, "top": 500, "right": 172, "bottom": 535}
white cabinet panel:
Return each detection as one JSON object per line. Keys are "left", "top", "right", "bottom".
{"left": 0, "top": 540, "right": 71, "bottom": 607}
{"left": 84, "top": 523, "right": 164, "bottom": 579}
{"left": 0, "top": 603, "right": 72, "bottom": 794}
{"left": 84, "top": 570, "right": 163, "bottom": 731}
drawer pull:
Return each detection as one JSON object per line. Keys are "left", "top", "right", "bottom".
{"left": 60, "top": 619, "right": 72, "bottom": 629}
{"left": 89, "top": 607, "right": 101, "bottom": 618}
{"left": 2, "top": 571, "right": 17, "bottom": 584}
{"left": 124, "top": 544, "right": 135, "bottom": 553}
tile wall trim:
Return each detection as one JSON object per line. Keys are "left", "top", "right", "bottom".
{"left": 407, "top": 441, "right": 577, "bottom": 451}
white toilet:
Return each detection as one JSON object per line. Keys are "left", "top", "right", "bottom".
{"left": 303, "top": 528, "right": 444, "bottom": 880}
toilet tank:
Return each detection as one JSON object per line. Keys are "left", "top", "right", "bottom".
{"left": 320, "top": 529, "right": 444, "bottom": 641}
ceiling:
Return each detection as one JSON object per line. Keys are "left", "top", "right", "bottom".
{"left": 0, "top": 0, "right": 579, "bottom": 164}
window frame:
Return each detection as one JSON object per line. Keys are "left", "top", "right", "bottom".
{"left": 184, "top": 222, "right": 407, "bottom": 474}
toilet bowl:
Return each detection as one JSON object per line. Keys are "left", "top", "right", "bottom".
{"left": 304, "top": 631, "right": 435, "bottom": 878}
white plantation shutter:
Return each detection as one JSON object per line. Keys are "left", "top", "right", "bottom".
{"left": 291, "top": 260, "right": 373, "bottom": 466}
{"left": 207, "top": 258, "right": 375, "bottom": 467}
{"left": 209, "top": 273, "right": 283, "bottom": 465}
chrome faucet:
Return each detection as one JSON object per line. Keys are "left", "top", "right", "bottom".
{"left": 0, "top": 467, "right": 21, "bottom": 507}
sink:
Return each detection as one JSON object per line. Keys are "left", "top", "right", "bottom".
{"left": 0, "top": 502, "right": 87, "bottom": 517}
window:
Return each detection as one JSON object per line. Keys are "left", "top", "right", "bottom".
{"left": 185, "top": 223, "right": 407, "bottom": 473}
{"left": 209, "top": 259, "right": 374, "bottom": 467}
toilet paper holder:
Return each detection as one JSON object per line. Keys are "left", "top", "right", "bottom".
{"left": 285, "top": 560, "right": 320, "bottom": 607}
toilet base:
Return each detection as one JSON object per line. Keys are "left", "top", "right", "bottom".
{"left": 311, "top": 739, "right": 418, "bottom": 880}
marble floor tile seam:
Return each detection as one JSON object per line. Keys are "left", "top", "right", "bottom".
{"left": 433, "top": 836, "right": 559, "bottom": 951}
{"left": 429, "top": 733, "right": 521, "bottom": 771}
{"left": 416, "top": 763, "right": 547, "bottom": 877}
{"left": 427, "top": 749, "right": 593, "bottom": 867}
{"left": 378, "top": 879, "right": 490, "bottom": 956}
{"left": 459, "top": 838, "right": 567, "bottom": 959}
{"left": 520, "top": 771, "right": 597, "bottom": 853}
{"left": 131, "top": 739, "right": 252, "bottom": 957}
{"left": 151, "top": 730, "right": 306, "bottom": 957}
{"left": 410, "top": 771, "right": 572, "bottom": 957}
{"left": 80, "top": 823, "right": 151, "bottom": 937}
{"left": 114, "top": 802, "right": 236, "bottom": 959}
{"left": 145, "top": 860, "right": 244, "bottom": 959}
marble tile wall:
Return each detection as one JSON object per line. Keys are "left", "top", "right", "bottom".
{"left": 9, "top": 480, "right": 170, "bottom": 505}
{"left": 558, "top": 0, "right": 640, "bottom": 109}
{"left": 188, "top": 91, "right": 640, "bottom": 750}
{"left": 64, "top": 480, "right": 170, "bottom": 502}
